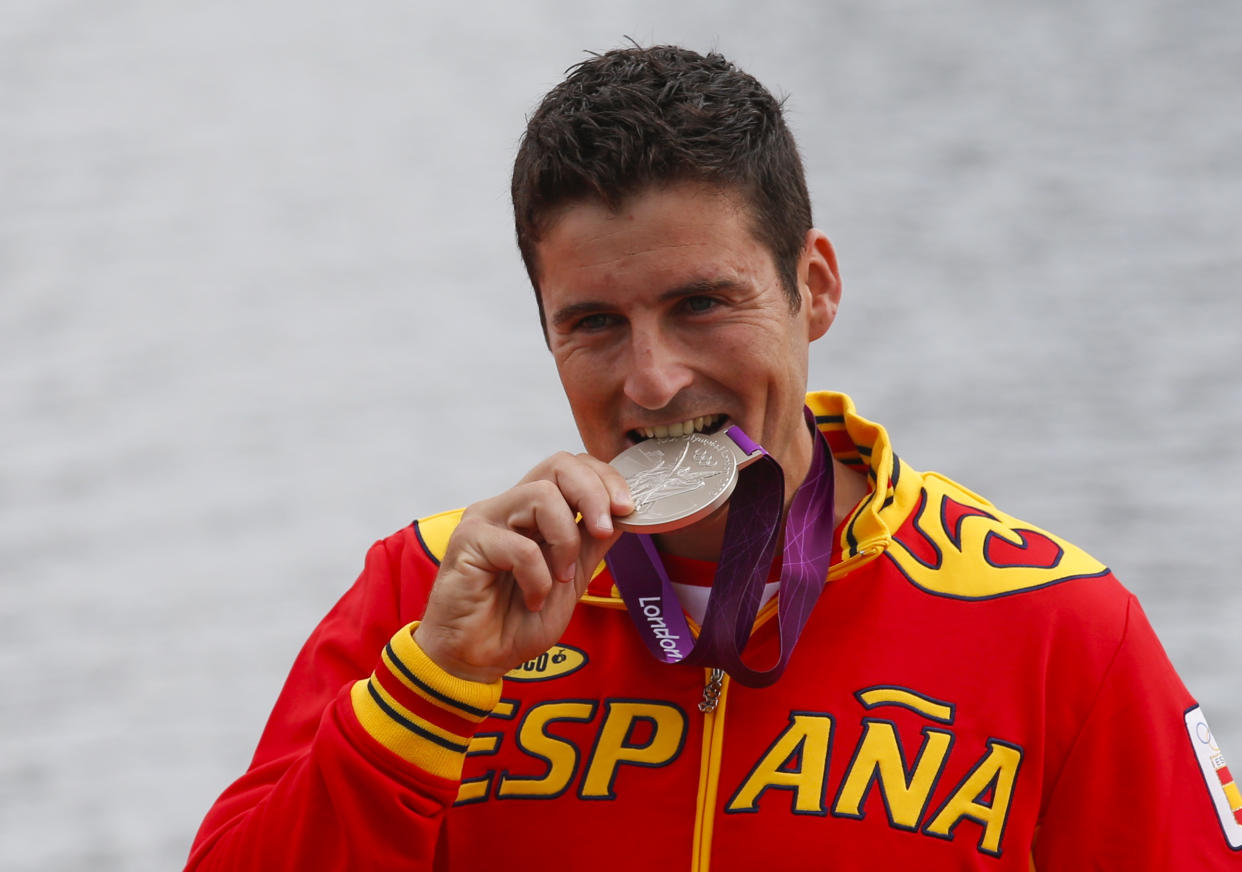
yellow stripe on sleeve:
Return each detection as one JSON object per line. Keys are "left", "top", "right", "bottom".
{"left": 384, "top": 623, "right": 503, "bottom": 721}
{"left": 351, "top": 678, "right": 472, "bottom": 781}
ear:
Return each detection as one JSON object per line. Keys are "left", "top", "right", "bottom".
{"left": 799, "top": 229, "right": 842, "bottom": 341}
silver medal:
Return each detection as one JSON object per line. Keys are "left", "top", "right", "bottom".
{"left": 610, "top": 429, "right": 764, "bottom": 533}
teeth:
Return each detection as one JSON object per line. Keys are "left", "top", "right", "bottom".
{"left": 638, "top": 415, "right": 722, "bottom": 440}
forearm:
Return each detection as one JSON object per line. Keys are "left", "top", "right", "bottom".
{"left": 186, "top": 625, "right": 502, "bottom": 871}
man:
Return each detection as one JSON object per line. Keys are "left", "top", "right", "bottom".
{"left": 186, "top": 45, "right": 1242, "bottom": 870}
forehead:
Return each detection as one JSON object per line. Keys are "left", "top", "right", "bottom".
{"left": 535, "top": 183, "right": 772, "bottom": 296}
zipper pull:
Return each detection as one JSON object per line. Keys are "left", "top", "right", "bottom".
{"left": 699, "top": 668, "right": 725, "bottom": 713}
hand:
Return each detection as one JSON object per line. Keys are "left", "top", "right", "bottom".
{"left": 414, "top": 452, "right": 633, "bottom": 684}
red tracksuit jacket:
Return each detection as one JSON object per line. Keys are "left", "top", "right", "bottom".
{"left": 186, "top": 392, "right": 1242, "bottom": 870}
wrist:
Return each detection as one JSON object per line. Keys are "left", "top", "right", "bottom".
{"left": 412, "top": 623, "right": 507, "bottom": 685}
{"left": 349, "top": 621, "right": 503, "bottom": 776}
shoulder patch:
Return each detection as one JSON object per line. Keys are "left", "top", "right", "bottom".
{"left": 886, "top": 476, "right": 1108, "bottom": 599}
{"left": 1185, "top": 705, "right": 1242, "bottom": 848}
{"left": 414, "top": 508, "right": 466, "bottom": 564}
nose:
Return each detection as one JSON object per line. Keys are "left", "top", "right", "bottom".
{"left": 622, "top": 326, "right": 693, "bottom": 410}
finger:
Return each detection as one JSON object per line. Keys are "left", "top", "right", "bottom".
{"left": 519, "top": 481, "right": 584, "bottom": 584}
{"left": 573, "top": 453, "right": 635, "bottom": 519}
{"left": 464, "top": 525, "right": 557, "bottom": 613}
{"left": 521, "top": 452, "right": 632, "bottom": 539}
{"left": 465, "top": 480, "right": 583, "bottom": 585}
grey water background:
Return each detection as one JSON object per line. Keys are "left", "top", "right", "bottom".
{"left": 3, "top": 0, "right": 1240, "bottom": 868}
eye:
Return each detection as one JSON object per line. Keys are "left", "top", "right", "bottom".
{"left": 574, "top": 312, "right": 620, "bottom": 332}
{"left": 682, "top": 295, "right": 720, "bottom": 314}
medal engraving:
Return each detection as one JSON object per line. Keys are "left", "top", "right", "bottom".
{"left": 610, "top": 432, "right": 740, "bottom": 533}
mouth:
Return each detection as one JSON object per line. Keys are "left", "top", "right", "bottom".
{"left": 628, "top": 414, "right": 727, "bottom": 443}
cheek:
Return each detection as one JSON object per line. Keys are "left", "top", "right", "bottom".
{"left": 554, "top": 346, "right": 598, "bottom": 387}
{"left": 560, "top": 374, "right": 603, "bottom": 417}
{"left": 753, "top": 331, "right": 811, "bottom": 405}
{"left": 556, "top": 353, "right": 615, "bottom": 418}
{"left": 717, "top": 324, "right": 804, "bottom": 375}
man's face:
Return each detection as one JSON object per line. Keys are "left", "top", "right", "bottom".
{"left": 536, "top": 181, "right": 840, "bottom": 502}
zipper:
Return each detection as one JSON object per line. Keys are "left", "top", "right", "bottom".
{"left": 692, "top": 668, "right": 730, "bottom": 871}
{"left": 699, "top": 668, "right": 725, "bottom": 713}
{"left": 687, "top": 549, "right": 882, "bottom": 869}
{"left": 695, "top": 548, "right": 880, "bottom": 714}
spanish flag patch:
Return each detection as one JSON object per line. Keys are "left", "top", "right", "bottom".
{"left": 1185, "top": 705, "right": 1242, "bottom": 848}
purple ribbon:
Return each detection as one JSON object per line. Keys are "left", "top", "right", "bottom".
{"left": 604, "top": 407, "right": 836, "bottom": 688}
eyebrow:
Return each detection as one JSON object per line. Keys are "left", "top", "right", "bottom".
{"left": 548, "top": 277, "right": 741, "bottom": 329}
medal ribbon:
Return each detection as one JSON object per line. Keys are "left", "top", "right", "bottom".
{"left": 604, "top": 407, "right": 836, "bottom": 688}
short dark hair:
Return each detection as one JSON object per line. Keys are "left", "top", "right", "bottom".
{"left": 511, "top": 44, "right": 813, "bottom": 331}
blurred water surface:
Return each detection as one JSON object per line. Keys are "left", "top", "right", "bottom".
{"left": 2, "top": 1, "right": 1240, "bottom": 868}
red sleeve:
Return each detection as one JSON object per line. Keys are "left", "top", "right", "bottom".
{"left": 185, "top": 529, "right": 502, "bottom": 871}
{"left": 1034, "top": 594, "right": 1242, "bottom": 869}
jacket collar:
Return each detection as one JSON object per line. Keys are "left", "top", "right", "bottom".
{"left": 806, "top": 390, "right": 919, "bottom": 565}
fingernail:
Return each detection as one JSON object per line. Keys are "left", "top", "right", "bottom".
{"left": 597, "top": 512, "right": 614, "bottom": 534}
{"left": 562, "top": 564, "right": 576, "bottom": 584}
